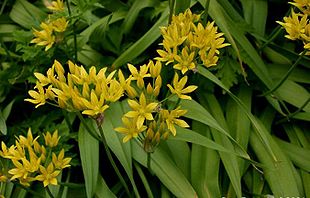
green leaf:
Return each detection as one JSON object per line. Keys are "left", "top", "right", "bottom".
{"left": 78, "top": 120, "right": 99, "bottom": 198}
{"left": 9, "top": 0, "right": 46, "bottom": 29}
{"left": 132, "top": 141, "right": 197, "bottom": 197}
{"left": 175, "top": 0, "right": 191, "bottom": 14}
{"left": 2, "top": 99, "right": 15, "bottom": 121}
{"left": 190, "top": 121, "right": 221, "bottom": 198}
{"left": 95, "top": 176, "right": 117, "bottom": 198}
{"left": 274, "top": 137, "right": 310, "bottom": 172}
{"left": 277, "top": 80, "right": 310, "bottom": 112}
{"left": 199, "top": 93, "right": 242, "bottom": 198}
{"left": 0, "top": 111, "right": 7, "bottom": 135}
{"left": 112, "top": 7, "right": 169, "bottom": 69}
{"left": 198, "top": 65, "right": 277, "bottom": 161}
{"left": 173, "top": 127, "right": 232, "bottom": 153}
{"left": 249, "top": 119, "right": 300, "bottom": 197}
{"left": 165, "top": 139, "right": 191, "bottom": 179}
{"left": 240, "top": 0, "right": 267, "bottom": 36}
{"left": 121, "top": 0, "right": 155, "bottom": 35}
{"left": 103, "top": 102, "right": 139, "bottom": 196}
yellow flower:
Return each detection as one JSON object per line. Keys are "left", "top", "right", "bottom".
{"left": 148, "top": 60, "right": 162, "bottom": 78}
{"left": 8, "top": 158, "right": 32, "bottom": 180}
{"left": 290, "top": 0, "right": 310, "bottom": 14}
{"left": 51, "top": 17, "right": 68, "bottom": 32}
{"left": 174, "top": 47, "right": 196, "bottom": 74}
{"left": 31, "top": 22, "right": 55, "bottom": 51}
{"left": 43, "top": 130, "right": 60, "bottom": 148}
{"left": 16, "top": 128, "right": 39, "bottom": 148}
{"left": 128, "top": 63, "right": 151, "bottom": 89}
{"left": 82, "top": 90, "right": 109, "bottom": 116}
{"left": 167, "top": 73, "right": 197, "bottom": 100}
{"left": 52, "top": 149, "right": 71, "bottom": 169}
{"left": 0, "top": 142, "right": 15, "bottom": 159}
{"left": 0, "top": 173, "right": 7, "bottom": 182}
{"left": 24, "top": 82, "right": 46, "bottom": 108}
{"left": 277, "top": 9, "right": 308, "bottom": 40}
{"left": 102, "top": 79, "right": 124, "bottom": 102}
{"left": 160, "top": 107, "right": 189, "bottom": 136}
{"left": 118, "top": 70, "right": 137, "bottom": 98}
{"left": 125, "top": 93, "right": 158, "bottom": 128}
{"left": 35, "top": 163, "right": 60, "bottom": 187}
{"left": 160, "top": 24, "right": 187, "bottom": 49}
{"left": 115, "top": 117, "right": 147, "bottom": 143}
{"left": 47, "top": 0, "right": 65, "bottom": 12}
{"left": 156, "top": 42, "right": 176, "bottom": 65}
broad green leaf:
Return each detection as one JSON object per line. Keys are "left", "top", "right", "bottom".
{"left": 175, "top": 0, "right": 191, "bottom": 14}
{"left": 268, "top": 63, "right": 310, "bottom": 84}
{"left": 165, "top": 140, "right": 191, "bottom": 179}
{"left": 134, "top": 162, "right": 154, "bottom": 198}
{"left": 226, "top": 85, "right": 252, "bottom": 150}
{"left": 240, "top": 0, "right": 267, "bottom": 36}
{"left": 95, "top": 176, "right": 117, "bottom": 198}
{"left": 277, "top": 80, "right": 310, "bottom": 112}
{"left": 190, "top": 121, "right": 221, "bottom": 198}
{"left": 173, "top": 127, "right": 232, "bottom": 153}
{"left": 301, "top": 171, "right": 310, "bottom": 197}
{"left": 198, "top": 65, "right": 277, "bottom": 161}
{"left": 9, "top": 0, "right": 46, "bottom": 29}
{"left": 112, "top": 7, "right": 169, "bottom": 69}
{"left": 80, "top": 11, "right": 126, "bottom": 45}
{"left": 273, "top": 137, "right": 310, "bottom": 172}
{"left": 199, "top": 93, "right": 242, "bottom": 198}
{"left": 132, "top": 141, "right": 197, "bottom": 197}
{"left": 0, "top": 111, "right": 7, "bottom": 135}
{"left": 2, "top": 99, "right": 15, "bottom": 121}
{"left": 121, "top": 0, "right": 155, "bottom": 35}
{"left": 103, "top": 102, "right": 139, "bottom": 197}
{"left": 78, "top": 120, "right": 99, "bottom": 198}
{"left": 250, "top": 118, "right": 300, "bottom": 197}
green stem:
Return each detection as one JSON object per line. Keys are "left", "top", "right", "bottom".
{"left": 168, "top": 0, "right": 175, "bottom": 24}
{"left": 259, "top": 26, "right": 283, "bottom": 50}
{"left": 202, "top": 0, "right": 210, "bottom": 25}
{"left": 66, "top": 0, "right": 78, "bottom": 62}
{"left": 97, "top": 125, "right": 132, "bottom": 197}
{"left": 14, "top": 183, "right": 45, "bottom": 198}
{"left": 134, "top": 162, "right": 154, "bottom": 198}
{"left": 62, "top": 110, "right": 74, "bottom": 133}
{"left": 0, "top": 0, "right": 8, "bottom": 15}
{"left": 262, "top": 50, "right": 307, "bottom": 96}
{"left": 76, "top": 112, "right": 100, "bottom": 141}
{"left": 147, "top": 152, "right": 152, "bottom": 173}
{"left": 58, "top": 182, "right": 85, "bottom": 188}
{"left": 46, "top": 186, "right": 55, "bottom": 198}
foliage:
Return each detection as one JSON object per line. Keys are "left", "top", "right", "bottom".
{"left": 0, "top": 0, "right": 309, "bottom": 198}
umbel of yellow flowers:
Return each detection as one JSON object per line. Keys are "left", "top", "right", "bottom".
{"left": 0, "top": 128, "right": 71, "bottom": 187}
{"left": 25, "top": 60, "right": 124, "bottom": 120}
{"left": 31, "top": 0, "right": 68, "bottom": 51}
{"left": 277, "top": 0, "right": 310, "bottom": 54}
{"left": 156, "top": 9, "right": 230, "bottom": 74}
{"left": 26, "top": 8, "right": 229, "bottom": 152}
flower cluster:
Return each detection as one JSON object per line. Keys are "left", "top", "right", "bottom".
{"left": 31, "top": 0, "right": 68, "bottom": 51}
{"left": 156, "top": 9, "right": 229, "bottom": 74}
{"left": 277, "top": 1, "right": 310, "bottom": 53}
{"left": 25, "top": 60, "right": 124, "bottom": 120}
{"left": 26, "top": 9, "right": 228, "bottom": 152}
{"left": 0, "top": 129, "right": 71, "bottom": 187}
{"left": 115, "top": 60, "right": 196, "bottom": 152}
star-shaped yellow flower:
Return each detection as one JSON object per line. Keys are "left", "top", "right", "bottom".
{"left": 167, "top": 73, "right": 197, "bottom": 100}
{"left": 160, "top": 107, "right": 189, "bottom": 136}
{"left": 115, "top": 117, "right": 147, "bottom": 143}
{"left": 35, "top": 163, "right": 60, "bottom": 187}
{"left": 125, "top": 93, "right": 158, "bottom": 128}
